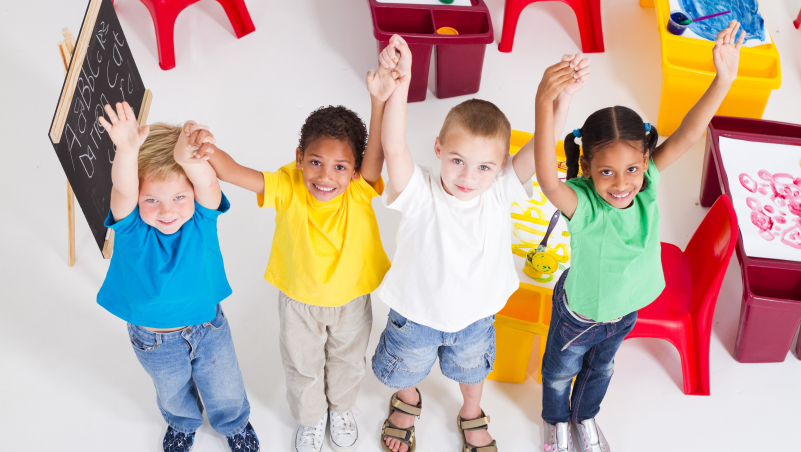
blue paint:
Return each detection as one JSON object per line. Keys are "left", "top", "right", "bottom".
{"left": 668, "top": 11, "right": 691, "bottom": 35}
{"left": 678, "top": 0, "right": 765, "bottom": 42}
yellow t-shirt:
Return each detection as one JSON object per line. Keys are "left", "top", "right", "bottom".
{"left": 256, "top": 162, "right": 391, "bottom": 307}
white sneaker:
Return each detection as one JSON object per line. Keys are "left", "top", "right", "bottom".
{"left": 293, "top": 414, "right": 326, "bottom": 452}
{"left": 328, "top": 408, "right": 359, "bottom": 452}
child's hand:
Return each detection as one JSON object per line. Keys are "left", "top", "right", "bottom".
{"left": 536, "top": 61, "right": 577, "bottom": 105}
{"left": 367, "top": 65, "right": 403, "bottom": 102}
{"left": 174, "top": 121, "right": 216, "bottom": 164}
{"left": 713, "top": 20, "right": 744, "bottom": 83}
{"left": 98, "top": 102, "right": 149, "bottom": 153}
{"left": 561, "top": 53, "right": 591, "bottom": 96}
{"left": 378, "top": 34, "right": 412, "bottom": 80}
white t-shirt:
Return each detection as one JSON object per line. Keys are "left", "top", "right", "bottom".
{"left": 378, "top": 155, "right": 534, "bottom": 332}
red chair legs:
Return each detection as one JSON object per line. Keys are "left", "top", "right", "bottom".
{"left": 215, "top": 0, "right": 256, "bottom": 38}
{"left": 498, "top": 0, "right": 533, "bottom": 53}
{"left": 140, "top": 0, "right": 255, "bottom": 70}
{"left": 573, "top": 0, "right": 604, "bottom": 53}
{"left": 141, "top": 1, "right": 183, "bottom": 70}
{"left": 498, "top": 0, "right": 605, "bottom": 53}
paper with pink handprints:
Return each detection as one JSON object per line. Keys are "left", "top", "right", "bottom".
{"left": 719, "top": 137, "right": 801, "bottom": 262}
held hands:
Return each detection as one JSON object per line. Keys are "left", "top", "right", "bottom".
{"left": 366, "top": 65, "right": 403, "bottom": 102}
{"left": 174, "top": 121, "right": 216, "bottom": 165}
{"left": 98, "top": 102, "right": 149, "bottom": 153}
{"left": 536, "top": 55, "right": 591, "bottom": 104}
{"left": 561, "top": 54, "right": 591, "bottom": 96}
{"left": 713, "top": 20, "right": 744, "bottom": 83}
{"left": 377, "top": 34, "right": 412, "bottom": 82}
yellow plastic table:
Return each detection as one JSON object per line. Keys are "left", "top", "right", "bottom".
{"left": 641, "top": 0, "right": 781, "bottom": 135}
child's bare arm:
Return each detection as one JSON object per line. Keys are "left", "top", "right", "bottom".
{"left": 360, "top": 95, "right": 387, "bottom": 185}
{"left": 174, "top": 121, "right": 221, "bottom": 210}
{"left": 362, "top": 64, "right": 402, "bottom": 186}
{"left": 533, "top": 62, "right": 579, "bottom": 218}
{"left": 378, "top": 35, "right": 416, "bottom": 195}
{"left": 206, "top": 145, "right": 265, "bottom": 195}
{"left": 653, "top": 20, "right": 742, "bottom": 171}
{"left": 98, "top": 102, "right": 149, "bottom": 221}
{"left": 515, "top": 55, "right": 590, "bottom": 184}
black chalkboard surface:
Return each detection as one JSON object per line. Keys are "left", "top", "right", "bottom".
{"left": 49, "top": 0, "right": 147, "bottom": 254}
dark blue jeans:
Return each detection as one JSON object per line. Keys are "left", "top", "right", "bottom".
{"left": 541, "top": 270, "right": 637, "bottom": 424}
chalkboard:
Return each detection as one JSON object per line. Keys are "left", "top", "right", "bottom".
{"left": 49, "top": 0, "right": 147, "bottom": 253}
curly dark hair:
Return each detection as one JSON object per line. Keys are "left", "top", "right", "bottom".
{"left": 298, "top": 106, "right": 368, "bottom": 170}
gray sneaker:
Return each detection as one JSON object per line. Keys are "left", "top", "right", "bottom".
{"left": 544, "top": 422, "right": 574, "bottom": 452}
{"left": 572, "top": 418, "right": 610, "bottom": 452}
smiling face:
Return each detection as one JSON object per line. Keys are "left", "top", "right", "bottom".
{"left": 138, "top": 174, "right": 195, "bottom": 234}
{"left": 296, "top": 137, "right": 359, "bottom": 202}
{"left": 435, "top": 130, "right": 508, "bottom": 202}
{"left": 580, "top": 141, "right": 649, "bottom": 209}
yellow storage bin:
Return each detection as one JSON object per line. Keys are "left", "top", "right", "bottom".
{"left": 488, "top": 283, "right": 553, "bottom": 384}
{"left": 642, "top": 0, "right": 781, "bottom": 135}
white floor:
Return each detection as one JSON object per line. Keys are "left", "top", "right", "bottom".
{"left": 3, "top": 0, "right": 801, "bottom": 450}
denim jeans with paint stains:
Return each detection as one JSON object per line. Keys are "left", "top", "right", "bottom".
{"left": 541, "top": 270, "right": 637, "bottom": 424}
{"left": 127, "top": 304, "right": 251, "bottom": 436}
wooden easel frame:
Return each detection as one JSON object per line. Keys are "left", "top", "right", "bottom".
{"left": 57, "top": 26, "right": 152, "bottom": 265}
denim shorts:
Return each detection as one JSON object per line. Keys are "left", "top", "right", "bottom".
{"left": 371, "top": 309, "right": 496, "bottom": 389}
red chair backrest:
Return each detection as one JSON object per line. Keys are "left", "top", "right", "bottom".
{"left": 683, "top": 195, "right": 739, "bottom": 317}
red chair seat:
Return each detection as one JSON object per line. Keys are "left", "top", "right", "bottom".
{"left": 625, "top": 196, "right": 738, "bottom": 396}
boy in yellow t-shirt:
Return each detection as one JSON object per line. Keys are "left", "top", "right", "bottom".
{"left": 204, "top": 61, "right": 400, "bottom": 452}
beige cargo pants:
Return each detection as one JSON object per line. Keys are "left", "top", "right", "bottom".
{"left": 278, "top": 291, "right": 372, "bottom": 426}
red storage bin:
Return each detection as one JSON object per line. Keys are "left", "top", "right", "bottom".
{"left": 700, "top": 116, "right": 801, "bottom": 363}
{"left": 367, "top": 0, "right": 494, "bottom": 102}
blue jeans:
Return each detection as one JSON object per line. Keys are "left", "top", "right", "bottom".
{"left": 541, "top": 271, "right": 637, "bottom": 424}
{"left": 372, "top": 309, "right": 496, "bottom": 389}
{"left": 127, "top": 304, "right": 251, "bottom": 436}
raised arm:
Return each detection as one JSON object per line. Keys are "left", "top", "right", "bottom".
{"left": 362, "top": 64, "right": 401, "bottom": 185}
{"left": 173, "top": 121, "right": 222, "bottom": 210}
{"left": 204, "top": 145, "right": 265, "bottom": 195}
{"left": 377, "top": 35, "right": 416, "bottom": 195}
{"left": 514, "top": 54, "right": 590, "bottom": 183}
{"left": 652, "top": 20, "right": 742, "bottom": 171}
{"left": 98, "top": 102, "right": 149, "bottom": 221}
{"left": 533, "top": 62, "right": 581, "bottom": 218}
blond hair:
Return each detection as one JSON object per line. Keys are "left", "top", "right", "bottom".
{"left": 439, "top": 99, "right": 511, "bottom": 155}
{"left": 137, "top": 123, "right": 186, "bottom": 182}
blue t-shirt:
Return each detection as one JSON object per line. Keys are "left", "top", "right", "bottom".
{"left": 97, "top": 194, "right": 232, "bottom": 328}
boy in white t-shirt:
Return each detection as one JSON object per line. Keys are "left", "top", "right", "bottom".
{"left": 372, "top": 35, "right": 590, "bottom": 452}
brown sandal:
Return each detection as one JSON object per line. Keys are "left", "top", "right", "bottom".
{"left": 380, "top": 389, "right": 422, "bottom": 452}
{"left": 457, "top": 410, "right": 498, "bottom": 452}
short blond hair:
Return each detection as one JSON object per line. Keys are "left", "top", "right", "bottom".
{"left": 439, "top": 99, "right": 511, "bottom": 155}
{"left": 138, "top": 123, "right": 186, "bottom": 182}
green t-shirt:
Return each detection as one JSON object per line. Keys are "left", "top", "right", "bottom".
{"left": 563, "top": 158, "right": 665, "bottom": 322}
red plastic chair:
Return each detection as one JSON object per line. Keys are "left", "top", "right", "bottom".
{"left": 625, "top": 195, "right": 738, "bottom": 396}
{"left": 139, "top": 0, "right": 256, "bottom": 70}
{"left": 498, "top": 0, "right": 604, "bottom": 53}
{"left": 795, "top": 8, "right": 801, "bottom": 29}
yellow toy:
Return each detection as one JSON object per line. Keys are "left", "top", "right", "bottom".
{"left": 523, "top": 210, "right": 569, "bottom": 283}
{"left": 524, "top": 243, "right": 569, "bottom": 283}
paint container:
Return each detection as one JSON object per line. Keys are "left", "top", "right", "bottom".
{"left": 437, "top": 26, "right": 459, "bottom": 35}
{"left": 667, "top": 10, "right": 691, "bottom": 36}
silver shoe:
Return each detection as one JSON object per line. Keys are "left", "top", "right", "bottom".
{"left": 572, "top": 418, "right": 610, "bottom": 452}
{"left": 544, "top": 422, "right": 575, "bottom": 452}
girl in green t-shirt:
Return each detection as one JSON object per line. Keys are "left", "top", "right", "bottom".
{"left": 532, "top": 20, "right": 745, "bottom": 452}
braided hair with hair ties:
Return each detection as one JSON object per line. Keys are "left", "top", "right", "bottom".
{"left": 563, "top": 106, "right": 658, "bottom": 188}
